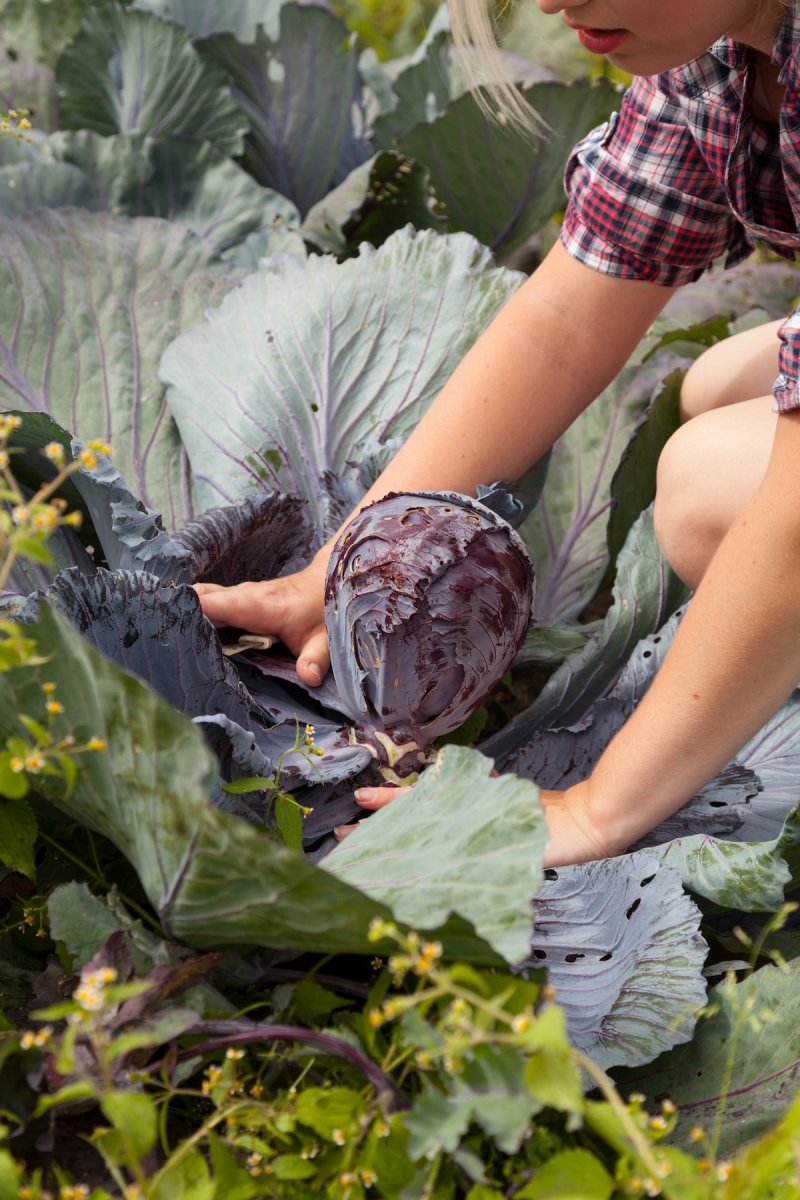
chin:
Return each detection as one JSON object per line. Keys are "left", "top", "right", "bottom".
{"left": 609, "top": 44, "right": 704, "bottom": 76}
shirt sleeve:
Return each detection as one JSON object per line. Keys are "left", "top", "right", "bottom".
{"left": 773, "top": 311, "right": 800, "bottom": 413}
{"left": 559, "top": 73, "right": 749, "bottom": 286}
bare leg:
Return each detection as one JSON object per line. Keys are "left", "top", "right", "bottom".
{"left": 679, "top": 317, "right": 783, "bottom": 420}
{"left": 656, "top": 319, "right": 784, "bottom": 588}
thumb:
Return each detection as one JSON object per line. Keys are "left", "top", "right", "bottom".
{"left": 297, "top": 628, "right": 331, "bottom": 687}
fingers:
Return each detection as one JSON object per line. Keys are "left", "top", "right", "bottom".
{"left": 333, "top": 785, "right": 413, "bottom": 841}
{"left": 193, "top": 581, "right": 281, "bottom": 633}
{"left": 354, "top": 786, "right": 412, "bottom": 809}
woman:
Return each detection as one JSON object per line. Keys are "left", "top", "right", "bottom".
{"left": 198, "top": 0, "right": 800, "bottom": 866}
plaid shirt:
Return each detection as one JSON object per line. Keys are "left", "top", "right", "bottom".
{"left": 559, "top": 6, "right": 800, "bottom": 412}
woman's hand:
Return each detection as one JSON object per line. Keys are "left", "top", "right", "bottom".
{"left": 334, "top": 784, "right": 412, "bottom": 840}
{"left": 195, "top": 562, "right": 330, "bottom": 687}
{"left": 538, "top": 782, "right": 623, "bottom": 867}
{"left": 334, "top": 777, "right": 623, "bottom": 866}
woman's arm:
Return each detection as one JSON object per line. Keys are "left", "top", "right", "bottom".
{"left": 544, "top": 408, "right": 800, "bottom": 864}
{"left": 197, "top": 241, "right": 675, "bottom": 681}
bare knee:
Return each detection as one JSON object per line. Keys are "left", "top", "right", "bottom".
{"left": 679, "top": 319, "right": 782, "bottom": 421}
{"left": 654, "top": 395, "right": 776, "bottom": 588}
{"left": 654, "top": 418, "right": 730, "bottom": 589}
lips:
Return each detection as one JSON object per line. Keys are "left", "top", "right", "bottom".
{"left": 574, "top": 26, "right": 629, "bottom": 54}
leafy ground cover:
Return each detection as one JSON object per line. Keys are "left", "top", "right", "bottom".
{"left": 2, "top": 1, "right": 800, "bottom": 1196}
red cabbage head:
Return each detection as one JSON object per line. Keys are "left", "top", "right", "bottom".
{"left": 324, "top": 491, "right": 534, "bottom": 766}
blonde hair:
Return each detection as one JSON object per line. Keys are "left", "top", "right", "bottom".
{"left": 449, "top": 0, "right": 541, "bottom": 131}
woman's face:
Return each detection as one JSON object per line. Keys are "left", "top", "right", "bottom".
{"left": 534, "top": 0, "right": 787, "bottom": 73}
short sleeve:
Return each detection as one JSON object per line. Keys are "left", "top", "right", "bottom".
{"left": 559, "top": 73, "right": 748, "bottom": 286}
{"left": 773, "top": 310, "right": 800, "bottom": 413}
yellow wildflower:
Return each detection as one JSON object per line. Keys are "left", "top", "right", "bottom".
{"left": 46, "top": 700, "right": 64, "bottom": 715}
{"left": 23, "top": 753, "right": 45, "bottom": 773}
{"left": 87, "top": 737, "right": 106, "bottom": 751}
{"left": 43, "top": 442, "right": 65, "bottom": 464}
{"left": 33, "top": 508, "right": 58, "bottom": 529}
{"left": 332, "top": 1128, "right": 346, "bottom": 1145}
{"left": 73, "top": 984, "right": 104, "bottom": 1012}
{"left": 367, "top": 917, "right": 397, "bottom": 943}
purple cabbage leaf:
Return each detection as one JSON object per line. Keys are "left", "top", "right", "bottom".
{"left": 197, "top": 6, "right": 371, "bottom": 217}
{"left": 483, "top": 507, "right": 690, "bottom": 763}
{"left": 522, "top": 852, "right": 708, "bottom": 1070}
{"left": 395, "top": 78, "right": 621, "bottom": 259}
{"left": 45, "top": 131, "right": 305, "bottom": 262}
{"left": 0, "top": 208, "right": 249, "bottom": 531}
{"left": 505, "top": 598, "right": 800, "bottom": 912}
{"left": 517, "top": 354, "right": 689, "bottom": 636}
{"left": 56, "top": 5, "right": 247, "bottom": 155}
{"left": 617, "top": 957, "right": 800, "bottom": 1157}
{"left": 130, "top": 0, "right": 284, "bottom": 43}
{"left": 0, "top": 600, "right": 513, "bottom": 962}
{"left": 160, "top": 226, "right": 525, "bottom": 545}
{"left": 326, "top": 746, "right": 546, "bottom": 966}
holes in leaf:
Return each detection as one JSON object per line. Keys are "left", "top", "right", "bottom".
{"left": 599, "top": 952, "right": 612, "bottom": 961}
{"left": 626, "top": 898, "right": 642, "bottom": 919}
{"left": 653, "top": 635, "right": 661, "bottom": 643}
{"left": 544, "top": 869, "right": 559, "bottom": 881}
{"left": 564, "top": 953, "right": 585, "bottom": 963}
{"left": 709, "top": 801, "right": 728, "bottom": 808}
{"left": 640, "top": 874, "right": 655, "bottom": 887}
{"left": 532, "top": 948, "right": 547, "bottom": 960}
{"left": 642, "top": 650, "right": 652, "bottom": 659}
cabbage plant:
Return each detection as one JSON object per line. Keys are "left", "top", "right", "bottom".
{"left": 6, "top": 0, "right": 800, "bottom": 1114}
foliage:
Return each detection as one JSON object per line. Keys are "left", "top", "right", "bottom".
{"left": 2, "top": 0, "right": 800, "bottom": 1194}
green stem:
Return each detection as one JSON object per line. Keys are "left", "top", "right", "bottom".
{"left": 708, "top": 980, "right": 743, "bottom": 1162}
{"left": 0, "top": 547, "right": 19, "bottom": 593}
{"left": 573, "top": 1050, "right": 664, "bottom": 1181}
{"left": 146, "top": 1100, "right": 244, "bottom": 1193}
{"left": 38, "top": 830, "right": 163, "bottom": 933}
